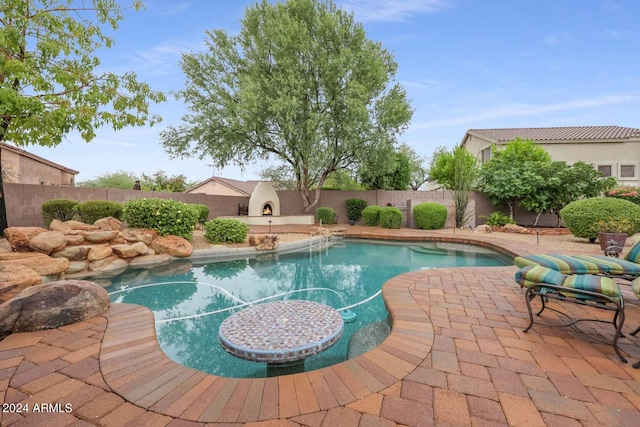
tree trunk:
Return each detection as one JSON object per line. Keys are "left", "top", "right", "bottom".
{"left": 0, "top": 147, "right": 7, "bottom": 233}
{"left": 532, "top": 211, "right": 542, "bottom": 227}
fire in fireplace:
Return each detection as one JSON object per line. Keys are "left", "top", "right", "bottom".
{"left": 262, "top": 204, "right": 273, "bottom": 216}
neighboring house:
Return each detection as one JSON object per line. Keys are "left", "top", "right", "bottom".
{"left": 185, "top": 176, "right": 262, "bottom": 196}
{"left": 1, "top": 142, "right": 78, "bottom": 185}
{"left": 460, "top": 126, "right": 640, "bottom": 186}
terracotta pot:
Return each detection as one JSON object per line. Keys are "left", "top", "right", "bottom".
{"left": 597, "top": 232, "right": 628, "bottom": 251}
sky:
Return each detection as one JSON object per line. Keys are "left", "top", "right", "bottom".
{"left": 23, "top": 0, "right": 640, "bottom": 185}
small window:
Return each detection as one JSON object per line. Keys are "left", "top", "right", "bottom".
{"left": 481, "top": 147, "right": 491, "bottom": 162}
{"left": 620, "top": 164, "right": 636, "bottom": 178}
{"left": 597, "top": 165, "right": 612, "bottom": 177}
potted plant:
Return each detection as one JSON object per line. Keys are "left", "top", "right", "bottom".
{"left": 593, "top": 218, "right": 634, "bottom": 251}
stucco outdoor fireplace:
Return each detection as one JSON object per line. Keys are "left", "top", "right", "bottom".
{"left": 224, "top": 181, "right": 314, "bottom": 226}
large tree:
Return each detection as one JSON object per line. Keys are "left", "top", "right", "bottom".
{"left": 160, "top": 0, "right": 412, "bottom": 213}
{"left": 477, "top": 137, "right": 552, "bottom": 219}
{"left": 0, "top": 0, "right": 165, "bottom": 231}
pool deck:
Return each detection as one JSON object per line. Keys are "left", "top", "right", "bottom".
{"left": 2, "top": 227, "right": 640, "bottom": 426}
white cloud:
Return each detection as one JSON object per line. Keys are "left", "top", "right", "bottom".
{"left": 413, "top": 94, "right": 640, "bottom": 129}
{"left": 339, "top": 0, "right": 450, "bottom": 22}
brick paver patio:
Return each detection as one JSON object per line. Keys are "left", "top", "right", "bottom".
{"left": 1, "top": 228, "right": 640, "bottom": 426}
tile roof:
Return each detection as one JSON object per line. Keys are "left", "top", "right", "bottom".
{"left": 465, "top": 126, "right": 640, "bottom": 144}
{"left": 186, "top": 176, "right": 262, "bottom": 195}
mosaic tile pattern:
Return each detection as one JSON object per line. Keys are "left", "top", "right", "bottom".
{"left": 218, "top": 300, "right": 344, "bottom": 363}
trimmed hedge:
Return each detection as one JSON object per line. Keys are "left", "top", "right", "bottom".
{"left": 74, "top": 200, "right": 123, "bottom": 224}
{"left": 413, "top": 202, "right": 448, "bottom": 230}
{"left": 362, "top": 205, "right": 382, "bottom": 226}
{"left": 560, "top": 197, "right": 640, "bottom": 241}
{"left": 41, "top": 199, "right": 78, "bottom": 226}
{"left": 204, "top": 218, "right": 249, "bottom": 244}
{"left": 346, "top": 198, "right": 367, "bottom": 221}
{"left": 191, "top": 204, "right": 210, "bottom": 223}
{"left": 316, "top": 207, "right": 337, "bottom": 225}
{"left": 122, "top": 198, "right": 199, "bottom": 240}
{"left": 379, "top": 207, "right": 402, "bottom": 229}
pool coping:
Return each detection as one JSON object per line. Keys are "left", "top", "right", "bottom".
{"left": 97, "top": 232, "right": 530, "bottom": 423}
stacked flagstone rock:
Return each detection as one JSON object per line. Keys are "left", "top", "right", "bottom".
{"left": 0, "top": 217, "right": 194, "bottom": 339}
{"left": 2, "top": 217, "right": 193, "bottom": 283}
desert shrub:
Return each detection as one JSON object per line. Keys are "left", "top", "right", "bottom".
{"left": 605, "top": 186, "right": 640, "bottom": 205}
{"left": 74, "top": 200, "right": 123, "bottom": 224}
{"left": 413, "top": 202, "right": 448, "bottom": 230}
{"left": 379, "top": 207, "right": 402, "bottom": 229}
{"left": 346, "top": 198, "right": 368, "bottom": 221}
{"left": 362, "top": 205, "right": 382, "bottom": 226}
{"left": 41, "top": 199, "right": 78, "bottom": 226}
{"left": 480, "top": 212, "right": 515, "bottom": 227}
{"left": 203, "top": 218, "right": 249, "bottom": 243}
{"left": 316, "top": 207, "right": 337, "bottom": 224}
{"left": 191, "top": 204, "right": 210, "bottom": 223}
{"left": 122, "top": 198, "right": 199, "bottom": 240}
{"left": 560, "top": 197, "right": 640, "bottom": 241}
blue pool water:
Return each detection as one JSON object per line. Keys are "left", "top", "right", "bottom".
{"left": 105, "top": 239, "right": 512, "bottom": 378}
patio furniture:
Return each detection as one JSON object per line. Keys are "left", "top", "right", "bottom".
{"left": 515, "top": 265, "right": 627, "bottom": 363}
{"left": 515, "top": 239, "right": 640, "bottom": 280}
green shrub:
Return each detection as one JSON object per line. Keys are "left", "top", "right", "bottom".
{"left": 41, "top": 199, "right": 78, "bottom": 226}
{"left": 480, "top": 212, "right": 515, "bottom": 227}
{"left": 191, "top": 204, "right": 210, "bottom": 223}
{"left": 560, "top": 197, "right": 640, "bottom": 241}
{"left": 74, "top": 200, "right": 123, "bottom": 224}
{"left": 362, "top": 205, "right": 382, "bottom": 226}
{"left": 203, "top": 218, "right": 249, "bottom": 244}
{"left": 316, "top": 207, "right": 337, "bottom": 224}
{"left": 122, "top": 198, "right": 199, "bottom": 240}
{"left": 413, "top": 202, "right": 448, "bottom": 230}
{"left": 605, "top": 186, "right": 640, "bottom": 205}
{"left": 346, "top": 198, "right": 367, "bottom": 221}
{"left": 379, "top": 207, "right": 402, "bottom": 229}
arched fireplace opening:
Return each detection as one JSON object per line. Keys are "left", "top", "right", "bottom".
{"left": 262, "top": 203, "right": 273, "bottom": 216}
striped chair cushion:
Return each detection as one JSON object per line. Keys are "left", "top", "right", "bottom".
{"left": 632, "top": 277, "right": 640, "bottom": 299}
{"left": 574, "top": 255, "right": 640, "bottom": 276}
{"left": 561, "top": 275, "right": 621, "bottom": 303}
{"left": 514, "top": 254, "right": 604, "bottom": 275}
{"left": 625, "top": 241, "right": 640, "bottom": 264}
{"left": 515, "top": 265, "right": 566, "bottom": 289}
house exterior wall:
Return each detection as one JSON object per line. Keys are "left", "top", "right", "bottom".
{"left": 1, "top": 145, "right": 76, "bottom": 185}
{"left": 464, "top": 135, "right": 640, "bottom": 186}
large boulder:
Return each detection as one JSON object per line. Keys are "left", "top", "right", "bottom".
{"left": 0, "top": 280, "right": 109, "bottom": 340}
{"left": 65, "top": 220, "right": 99, "bottom": 231}
{"left": 121, "top": 228, "right": 158, "bottom": 245}
{"left": 51, "top": 245, "right": 92, "bottom": 261}
{"left": 83, "top": 230, "right": 119, "bottom": 243}
{"left": 49, "top": 219, "right": 72, "bottom": 233}
{"left": 111, "top": 242, "right": 150, "bottom": 259}
{"left": 3, "top": 227, "right": 47, "bottom": 252}
{"left": 249, "top": 234, "right": 279, "bottom": 251}
{"left": 151, "top": 235, "right": 193, "bottom": 257}
{"left": 29, "top": 231, "right": 67, "bottom": 255}
{"left": 0, "top": 252, "right": 69, "bottom": 276}
{"left": 0, "top": 264, "right": 42, "bottom": 304}
{"left": 502, "top": 223, "right": 531, "bottom": 234}
{"left": 128, "top": 254, "right": 172, "bottom": 269}
{"left": 88, "top": 246, "right": 113, "bottom": 261}
{"left": 94, "top": 217, "right": 123, "bottom": 231}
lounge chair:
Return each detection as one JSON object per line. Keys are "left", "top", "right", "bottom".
{"left": 514, "top": 240, "right": 640, "bottom": 279}
{"left": 515, "top": 265, "right": 627, "bottom": 363}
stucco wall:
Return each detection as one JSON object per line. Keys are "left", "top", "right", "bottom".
{"left": 1, "top": 146, "right": 75, "bottom": 185}
{"left": 465, "top": 135, "right": 640, "bottom": 186}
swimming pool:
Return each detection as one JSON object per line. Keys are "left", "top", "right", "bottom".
{"left": 105, "top": 239, "right": 512, "bottom": 378}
